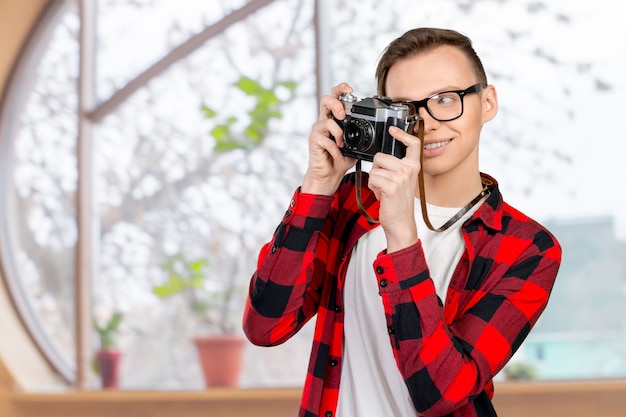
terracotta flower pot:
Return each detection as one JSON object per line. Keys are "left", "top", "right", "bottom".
{"left": 193, "top": 335, "right": 245, "bottom": 388}
{"left": 96, "top": 349, "right": 122, "bottom": 389}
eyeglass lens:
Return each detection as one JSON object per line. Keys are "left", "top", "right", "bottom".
{"left": 427, "top": 92, "right": 463, "bottom": 121}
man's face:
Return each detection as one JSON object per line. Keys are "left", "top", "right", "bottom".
{"left": 385, "top": 45, "right": 497, "bottom": 180}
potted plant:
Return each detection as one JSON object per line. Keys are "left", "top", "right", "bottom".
{"left": 148, "top": 77, "right": 294, "bottom": 388}
{"left": 93, "top": 312, "right": 124, "bottom": 389}
{"left": 503, "top": 361, "right": 538, "bottom": 381}
{"left": 153, "top": 253, "right": 245, "bottom": 388}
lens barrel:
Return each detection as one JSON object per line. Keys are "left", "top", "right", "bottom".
{"left": 343, "top": 119, "right": 373, "bottom": 150}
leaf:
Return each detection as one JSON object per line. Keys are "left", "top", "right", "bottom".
{"left": 235, "top": 76, "right": 264, "bottom": 96}
{"left": 210, "top": 125, "right": 230, "bottom": 141}
{"left": 278, "top": 80, "right": 297, "bottom": 91}
{"left": 106, "top": 312, "right": 124, "bottom": 332}
{"left": 189, "top": 275, "right": 204, "bottom": 289}
{"left": 93, "top": 312, "right": 124, "bottom": 350}
{"left": 92, "top": 357, "right": 100, "bottom": 375}
{"left": 200, "top": 104, "right": 217, "bottom": 119}
{"left": 258, "top": 91, "right": 280, "bottom": 106}
{"left": 189, "top": 258, "right": 209, "bottom": 272}
{"left": 245, "top": 125, "right": 262, "bottom": 143}
{"left": 214, "top": 141, "right": 243, "bottom": 152}
{"left": 153, "top": 274, "right": 186, "bottom": 298}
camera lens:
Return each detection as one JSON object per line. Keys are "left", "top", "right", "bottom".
{"left": 344, "top": 119, "right": 373, "bottom": 150}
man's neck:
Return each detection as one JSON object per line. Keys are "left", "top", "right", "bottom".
{"left": 419, "top": 171, "right": 484, "bottom": 208}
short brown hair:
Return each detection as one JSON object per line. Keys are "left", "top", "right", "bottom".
{"left": 375, "top": 28, "right": 488, "bottom": 96}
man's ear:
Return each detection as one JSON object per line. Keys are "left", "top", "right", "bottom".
{"left": 482, "top": 84, "right": 498, "bottom": 123}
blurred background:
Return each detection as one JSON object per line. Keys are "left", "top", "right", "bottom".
{"left": 0, "top": 0, "right": 624, "bottom": 413}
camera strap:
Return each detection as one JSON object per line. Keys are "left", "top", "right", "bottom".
{"left": 354, "top": 118, "right": 493, "bottom": 232}
{"left": 355, "top": 160, "right": 379, "bottom": 224}
{"left": 416, "top": 118, "right": 492, "bottom": 232}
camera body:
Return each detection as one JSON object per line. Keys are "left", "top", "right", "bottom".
{"left": 334, "top": 93, "right": 418, "bottom": 161}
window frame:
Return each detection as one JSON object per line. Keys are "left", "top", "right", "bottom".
{"left": 1, "top": 0, "right": 625, "bottom": 393}
{"left": 0, "top": 0, "right": 323, "bottom": 388}
{"left": 0, "top": 0, "right": 76, "bottom": 382}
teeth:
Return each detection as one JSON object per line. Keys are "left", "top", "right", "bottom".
{"left": 424, "top": 140, "right": 449, "bottom": 150}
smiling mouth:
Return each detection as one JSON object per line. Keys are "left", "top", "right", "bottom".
{"left": 423, "top": 140, "right": 451, "bottom": 150}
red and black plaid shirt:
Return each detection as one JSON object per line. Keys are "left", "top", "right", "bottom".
{"left": 243, "top": 172, "right": 561, "bottom": 417}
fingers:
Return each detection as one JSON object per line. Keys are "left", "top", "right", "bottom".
{"left": 387, "top": 125, "right": 422, "bottom": 160}
{"left": 315, "top": 82, "right": 353, "bottom": 147}
{"left": 311, "top": 116, "right": 345, "bottom": 148}
{"left": 302, "top": 83, "right": 358, "bottom": 195}
{"left": 331, "top": 82, "right": 353, "bottom": 98}
{"left": 309, "top": 119, "right": 345, "bottom": 159}
{"left": 368, "top": 154, "right": 413, "bottom": 194}
{"left": 303, "top": 126, "right": 355, "bottom": 195}
{"left": 319, "top": 82, "right": 353, "bottom": 122}
{"left": 370, "top": 126, "right": 421, "bottom": 173}
{"left": 368, "top": 128, "right": 421, "bottom": 246}
{"left": 368, "top": 126, "right": 422, "bottom": 196}
{"left": 303, "top": 83, "right": 357, "bottom": 195}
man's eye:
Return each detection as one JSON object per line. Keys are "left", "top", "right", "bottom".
{"left": 436, "top": 94, "right": 457, "bottom": 105}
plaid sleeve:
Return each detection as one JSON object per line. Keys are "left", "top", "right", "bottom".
{"left": 374, "top": 215, "right": 562, "bottom": 416}
{"left": 242, "top": 188, "right": 333, "bottom": 346}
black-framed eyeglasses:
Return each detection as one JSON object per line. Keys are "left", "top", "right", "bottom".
{"left": 400, "top": 83, "right": 486, "bottom": 122}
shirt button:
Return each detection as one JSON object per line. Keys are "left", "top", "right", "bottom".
{"left": 325, "top": 412, "right": 333, "bottom": 417}
{"left": 284, "top": 209, "right": 292, "bottom": 217}
{"left": 387, "top": 326, "right": 395, "bottom": 334}
{"left": 380, "top": 279, "right": 388, "bottom": 288}
{"left": 376, "top": 266, "right": 384, "bottom": 274}
{"left": 270, "top": 245, "right": 277, "bottom": 254}
{"left": 334, "top": 305, "right": 342, "bottom": 312}
{"left": 329, "top": 358, "right": 338, "bottom": 366}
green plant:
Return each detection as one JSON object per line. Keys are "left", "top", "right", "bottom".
{"left": 503, "top": 362, "right": 537, "bottom": 381}
{"left": 94, "top": 312, "right": 124, "bottom": 351}
{"left": 157, "top": 77, "right": 295, "bottom": 335}
{"left": 201, "top": 76, "right": 297, "bottom": 151}
{"left": 153, "top": 253, "right": 238, "bottom": 334}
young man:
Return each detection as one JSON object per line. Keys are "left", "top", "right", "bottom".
{"left": 243, "top": 28, "right": 561, "bottom": 417}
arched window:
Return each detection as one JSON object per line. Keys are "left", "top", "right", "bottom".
{"left": 1, "top": 0, "right": 319, "bottom": 389}
{"left": 1, "top": 0, "right": 625, "bottom": 391}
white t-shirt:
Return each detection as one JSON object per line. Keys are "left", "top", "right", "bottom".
{"left": 336, "top": 199, "right": 483, "bottom": 417}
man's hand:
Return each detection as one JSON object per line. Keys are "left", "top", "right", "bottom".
{"left": 368, "top": 125, "right": 422, "bottom": 252}
{"left": 302, "top": 83, "right": 357, "bottom": 196}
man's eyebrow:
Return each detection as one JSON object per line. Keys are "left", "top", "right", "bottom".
{"left": 392, "top": 86, "right": 465, "bottom": 102}
{"left": 390, "top": 88, "right": 446, "bottom": 101}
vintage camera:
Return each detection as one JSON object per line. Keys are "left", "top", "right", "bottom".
{"left": 333, "top": 93, "right": 418, "bottom": 161}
